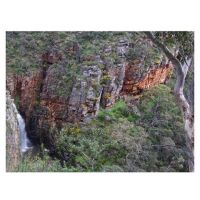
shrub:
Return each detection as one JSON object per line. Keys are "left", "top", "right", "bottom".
{"left": 97, "top": 100, "right": 140, "bottom": 123}
{"left": 100, "top": 75, "right": 112, "bottom": 86}
{"left": 54, "top": 125, "right": 127, "bottom": 172}
{"left": 16, "top": 150, "right": 63, "bottom": 172}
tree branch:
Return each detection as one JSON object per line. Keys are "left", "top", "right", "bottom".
{"left": 144, "top": 32, "right": 183, "bottom": 76}
{"left": 145, "top": 31, "right": 194, "bottom": 171}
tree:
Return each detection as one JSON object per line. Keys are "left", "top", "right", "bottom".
{"left": 144, "top": 31, "right": 194, "bottom": 171}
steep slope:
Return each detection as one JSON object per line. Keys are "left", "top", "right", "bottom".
{"left": 6, "top": 32, "right": 188, "bottom": 172}
{"left": 16, "top": 85, "right": 187, "bottom": 172}
{"left": 6, "top": 91, "right": 21, "bottom": 171}
{"left": 6, "top": 32, "right": 173, "bottom": 149}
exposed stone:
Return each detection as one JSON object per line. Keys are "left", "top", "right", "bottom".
{"left": 103, "top": 45, "right": 112, "bottom": 54}
{"left": 116, "top": 39, "right": 129, "bottom": 58}
{"left": 68, "top": 65, "right": 103, "bottom": 122}
{"left": 6, "top": 38, "right": 173, "bottom": 148}
{"left": 101, "top": 63, "right": 125, "bottom": 107}
{"left": 6, "top": 70, "right": 43, "bottom": 119}
{"left": 20, "top": 71, "right": 43, "bottom": 119}
{"left": 6, "top": 58, "right": 173, "bottom": 146}
{"left": 27, "top": 65, "right": 71, "bottom": 142}
{"left": 6, "top": 91, "right": 21, "bottom": 171}
{"left": 122, "top": 63, "right": 173, "bottom": 95}
{"left": 6, "top": 63, "right": 103, "bottom": 145}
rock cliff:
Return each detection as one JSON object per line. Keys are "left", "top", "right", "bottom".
{"left": 122, "top": 62, "right": 172, "bottom": 95}
{"left": 6, "top": 91, "right": 21, "bottom": 171}
{"left": 6, "top": 34, "right": 173, "bottom": 147}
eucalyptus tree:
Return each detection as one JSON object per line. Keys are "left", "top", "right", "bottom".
{"left": 145, "top": 31, "right": 194, "bottom": 171}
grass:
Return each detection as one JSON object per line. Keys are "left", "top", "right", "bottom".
{"left": 97, "top": 100, "right": 139, "bottom": 122}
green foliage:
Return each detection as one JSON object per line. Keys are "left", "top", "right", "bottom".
{"left": 54, "top": 125, "right": 127, "bottom": 172}
{"left": 97, "top": 100, "right": 139, "bottom": 123}
{"left": 81, "top": 43, "right": 99, "bottom": 56}
{"left": 14, "top": 94, "right": 20, "bottom": 110}
{"left": 6, "top": 32, "right": 139, "bottom": 75}
{"left": 154, "top": 31, "right": 194, "bottom": 60}
{"left": 138, "top": 85, "right": 182, "bottom": 123}
{"left": 44, "top": 64, "right": 76, "bottom": 98}
{"left": 100, "top": 75, "right": 112, "bottom": 86}
{"left": 16, "top": 84, "right": 188, "bottom": 172}
{"left": 134, "top": 85, "right": 188, "bottom": 171}
{"left": 9, "top": 32, "right": 190, "bottom": 172}
{"left": 126, "top": 36, "right": 162, "bottom": 68}
{"left": 17, "top": 148, "right": 63, "bottom": 172}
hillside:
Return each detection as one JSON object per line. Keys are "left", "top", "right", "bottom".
{"left": 6, "top": 32, "right": 193, "bottom": 172}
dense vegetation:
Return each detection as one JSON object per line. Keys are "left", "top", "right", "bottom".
{"left": 6, "top": 32, "right": 192, "bottom": 172}
{"left": 17, "top": 85, "right": 187, "bottom": 172}
{"left": 6, "top": 32, "right": 162, "bottom": 74}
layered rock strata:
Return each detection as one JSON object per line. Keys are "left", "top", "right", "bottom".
{"left": 6, "top": 39, "right": 173, "bottom": 146}
{"left": 122, "top": 63, "right": 173, "bottom": 95}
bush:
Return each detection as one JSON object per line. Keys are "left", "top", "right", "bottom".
{"left": 54, "top": 125, "right": 127, "bottom": 172}
{"left": 16, "top": 150, "right": 63, "bottom": 172}
{"left": 135, "top": 85, "right": 188, "bottom": 171}
{"left": 97, "top": 100, "right": 139, "bottom": 123}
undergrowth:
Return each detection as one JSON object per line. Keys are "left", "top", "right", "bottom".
{"left": 16, "top": 85, "right": 188, "bottom": 172}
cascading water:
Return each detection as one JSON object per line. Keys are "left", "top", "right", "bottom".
{"left": 12, "top": 103, "right": 32, "bottom": 153}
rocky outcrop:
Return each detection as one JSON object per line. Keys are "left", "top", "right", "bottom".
{"left": 6, "top": 70, "right": 43, "bottom": 118}
{"left": 6, "top": 38, "right": 173, "bottom": 147}
{"left": 27, "top": 65, "right": 70, "bottom": 142}
{"left": 6, "top": 60, "right": 173, "bottom": 145}
{"left": 122, "top": 62, "right": 173, "bottom": 95}
{"left": 100, "top": 40, "right": 128, "bottom": 107}
{"left": 7, "top": 63, "right": 103, "bottom": 145}
{"left": 6, "top": 91, "right": 21, "bottom": 171}
{"left": 68, "top": 65, "right": 103, "bottom": 122}
{"left": 100, "top": 62, "right": 172, "bottom": 108}
{"left": 101, "top": 64, "right": 125, "bottom": 107}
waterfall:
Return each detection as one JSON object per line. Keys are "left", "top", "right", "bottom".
{"left": 12, "top": 103, "right": 32, "bottom": 153}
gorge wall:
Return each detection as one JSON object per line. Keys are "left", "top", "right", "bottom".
{"left": 122, "top": 62, "right": 172, "bottom": 95}
{"left": 6, "top": 91, "right": 21, "bottom": 171}
{"left": 6, "top": 62, "right": 172, "bottom": 146}
{"left": 6, "top": 36, "right": 173, "bottom": 148}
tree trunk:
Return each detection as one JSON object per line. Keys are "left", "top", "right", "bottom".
{"left": 174, "top": 61, "right": 194, "bottom": 171}
{"left": 145, "top": 32, "right": 194, "bottom": 171}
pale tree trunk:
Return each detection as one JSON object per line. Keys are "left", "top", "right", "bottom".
{"left": 145, "top": 32, "right": 194, "bottom": 171}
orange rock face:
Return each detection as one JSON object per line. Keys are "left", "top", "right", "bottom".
{"left": 20, "top": 71, "right": 43, "bottom": 118}
{"left": 122, "top": 63, "right": 173, "bottom": 95}
{"left": 6, "top": 70, "right": 43, "bottom": 118}
{"left": 6, "top": 59, "right": 173, "bottom": 146}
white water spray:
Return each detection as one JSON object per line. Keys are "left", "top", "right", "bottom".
{"left": 12, "top": 103, "right": 32, "bottom": 153}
